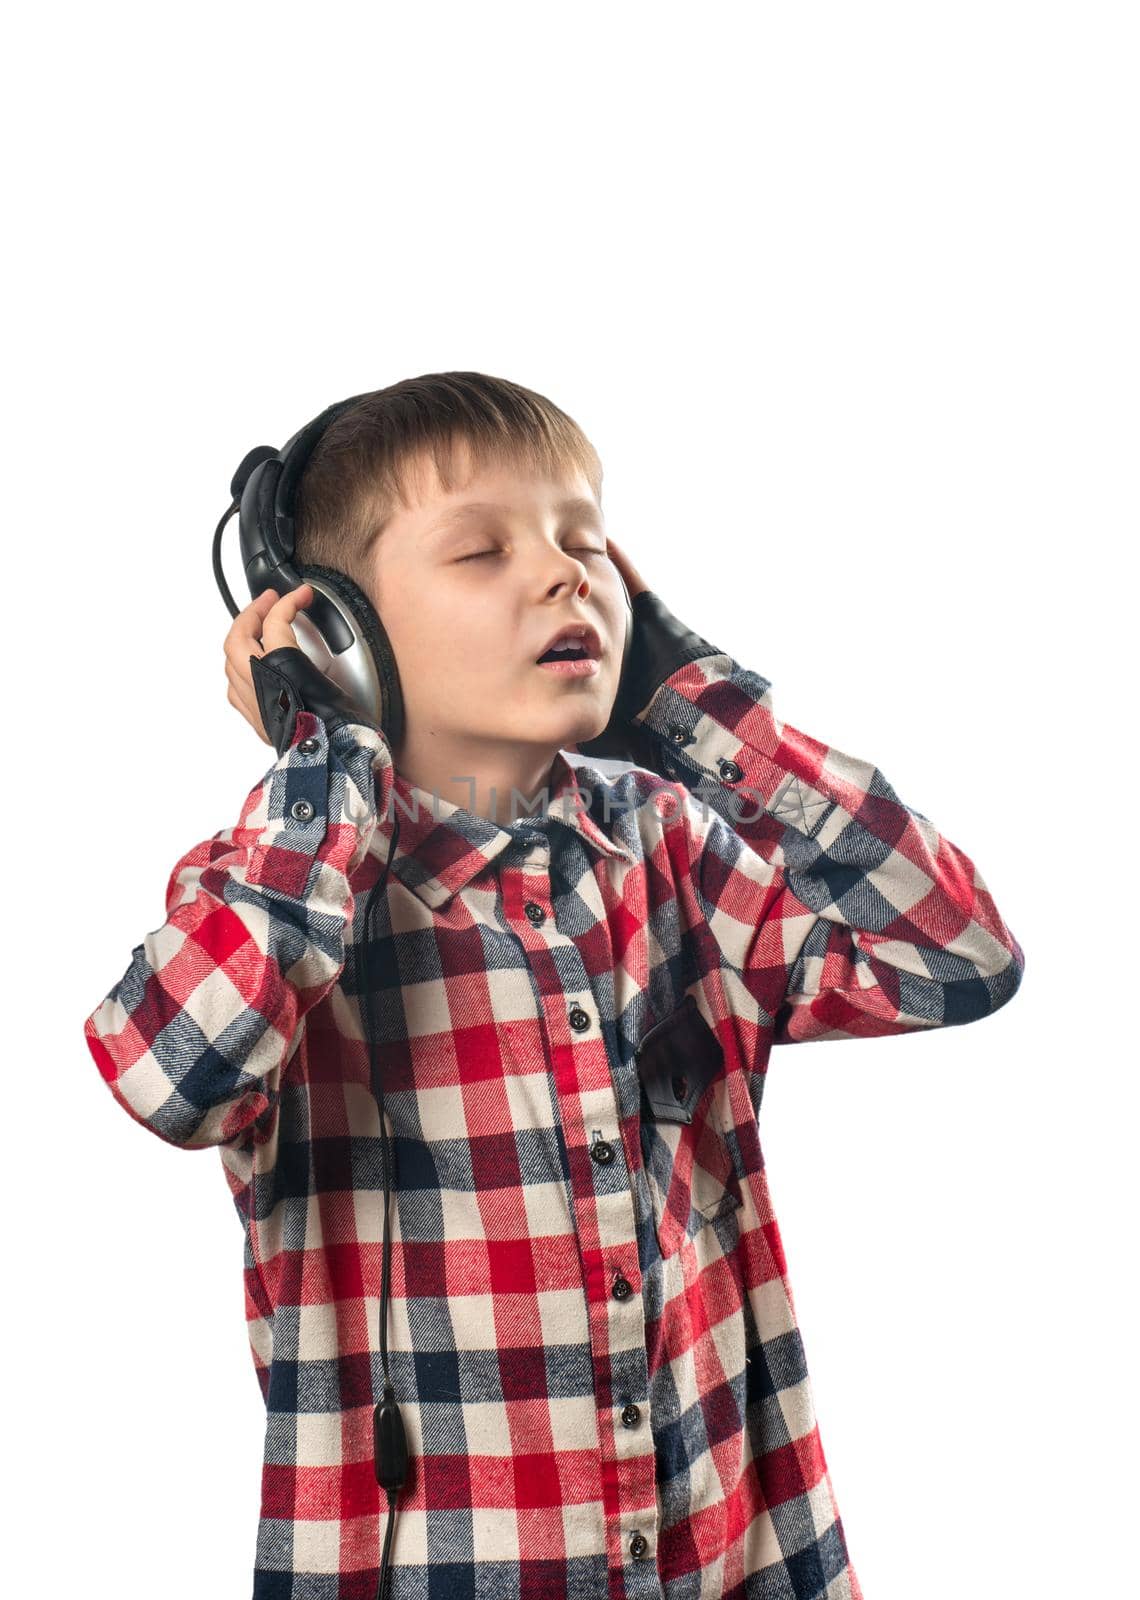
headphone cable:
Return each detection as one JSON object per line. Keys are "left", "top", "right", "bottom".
{"left": 360, "top": 810, "right": 408, "bottom": 1600}
{"left": 212, "top": 499, "right": 242, "bottom": 619}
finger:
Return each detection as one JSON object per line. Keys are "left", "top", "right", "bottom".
{"left": 226, "top": 677, "right": 268, "bottom": 742}
{"left": 606, "top": 534, "right": 634, "bottom": 575}
{"left": 224, "top": 588, "right": 280, "bottom": 662}
{"left": 226, "top": 664, "right": 272, "bottom": 743}
{"left": 605, "top": 536, "right": 649, "bottom": 598}
{"left": 225, "top": 658, "right": 262, "bottom": 721}
{"left": 262, "top": 583, "right": 315, "bottom": 651}
{"left": 244, "top": 589, "right": 281, "bottom": 627}
{"left": 225, "top": 656, "right": 256, "bottom": 697}
{"left": 268, "top": 582, "right": 314, "bottom": 621}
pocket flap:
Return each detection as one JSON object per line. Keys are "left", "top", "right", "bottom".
{"left": 635, "top": 993, "right": 725, "bottom": 1126}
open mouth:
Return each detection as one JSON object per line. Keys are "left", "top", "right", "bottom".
{"left": 535, "top": 643, "right": 600, "bottom": 679}
{"left": 534, "top": 622, "right": 603, "bottom": 665}
{"left": 537, "top": 642, "right": 591, "bottom": 664}
{"left": 534, "top": 621, "right": 603, "bottom": 678}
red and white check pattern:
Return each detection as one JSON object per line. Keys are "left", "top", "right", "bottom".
{"left": 84, "top": 643, "right": 1025, "bottom": 1599}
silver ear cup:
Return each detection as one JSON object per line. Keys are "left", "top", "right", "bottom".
{"left": 289, "top": 576, "right": 387, "bottom": 732}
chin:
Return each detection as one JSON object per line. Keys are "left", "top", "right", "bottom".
{"left": 502, "top": 689, "right": 613, "bottom": 748}
{"left": 501, "top": 715, "right": 592, "bottom": 750}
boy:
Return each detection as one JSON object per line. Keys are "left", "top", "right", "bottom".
{"left": 84, "top": 373, "right": 1025, "bottom": 1600}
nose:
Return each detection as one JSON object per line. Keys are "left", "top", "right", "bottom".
{"left": 543, "top": 547, "right": 591, "bottom": 602}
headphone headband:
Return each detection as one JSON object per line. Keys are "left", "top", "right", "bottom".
{"left": 270, "top": 392, "right": 373, "bottom": 561}
{"left": 213, "top": 392, "right": 400, "bottom": 740}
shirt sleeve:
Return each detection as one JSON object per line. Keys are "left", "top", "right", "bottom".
{"left": 631, "top": 651, "right": 1026, "bottom": 1046}
{"left": 82, "top": 711, "right": 393, "bottom": 1149}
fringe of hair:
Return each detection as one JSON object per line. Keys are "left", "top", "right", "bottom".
{"left": 294, "top": 371, "right": 604, "bottom": 601}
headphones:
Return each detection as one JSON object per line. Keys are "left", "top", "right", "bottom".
{"left": 212, "top": 392, "right": 635, "bottom": 754}
{"left": 212, "top": 393, "right": 634, "bottom": 1600}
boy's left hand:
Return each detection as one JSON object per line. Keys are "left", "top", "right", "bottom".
{"left": 569, "top": 538, "right": 719, "bottom": 764}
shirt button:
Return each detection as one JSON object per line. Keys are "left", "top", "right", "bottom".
{"left": 629, "top": 1532, "right": 649, "bottom": 1560}
{"left": 568, "top": 1005, "right": 591, "bottom": 1032}
{"left": 719, "top": 758, "right": 743, "bottom": 783}
{"left": 612, "top": 1274, "right": 633, "bottom": 1301}
{"left": 297, "top": 737, "right": 320, "bottom": 755}
{"left": 290, "top": 798, "right": 315, "bottom": 822}
{"left": 590, "top": 1139, "right": 615, "bottom": 1165}
{"left": 620, "top": 1402, "right": 641, "bottom": 1428}
{"left": 524, "top": 902, "right": 546, "bottom": 925}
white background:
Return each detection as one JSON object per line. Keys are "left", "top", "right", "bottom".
{"left": 6, "top": 3, "right": 1136, "bottom": 1595}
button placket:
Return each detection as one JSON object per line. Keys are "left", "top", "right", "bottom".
{"left": 500, "top": 858, "right": 656, "bottom": 1575}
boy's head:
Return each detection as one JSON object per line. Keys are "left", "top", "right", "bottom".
{"left": 294, "top": 372, "right": 628, "bottom": 768}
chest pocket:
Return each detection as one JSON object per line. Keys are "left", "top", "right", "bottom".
{"left": 635, "top": 993, "right": 743, "bottom": 1258}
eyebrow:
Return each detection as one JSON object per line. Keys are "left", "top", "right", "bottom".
{"left": 428, "top": 497, "right": 605, "bottom": 537}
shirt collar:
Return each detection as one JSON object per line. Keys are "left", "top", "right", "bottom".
{"left": 369, "top": 749, "right": 637, "bottom": 910}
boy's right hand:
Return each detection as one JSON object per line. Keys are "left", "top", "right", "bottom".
{"left": 224, "top": 585, "right": 317, "bottom": 747}
{"left": 225, "top": 582, "right": 384, "bottom": 758}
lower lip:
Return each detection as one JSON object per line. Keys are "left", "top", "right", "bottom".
{"left": 535, "top": 656, "right": 601, "bottom": 678}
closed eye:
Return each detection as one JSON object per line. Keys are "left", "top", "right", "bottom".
{"left": 457, "top": 547, "right": 605, "bottom": 564}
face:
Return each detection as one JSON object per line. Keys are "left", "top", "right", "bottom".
{"left": 368, "top": 443, "right": 627, "bottom": 763}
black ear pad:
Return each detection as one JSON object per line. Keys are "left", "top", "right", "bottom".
{"left": 618, "top": 572, "right": 634, "bottom": 677}
{"left": 294, "top": 560, "right": 406, "bottom": 750}
{"left": 609, "top": 571, "right": 636, "bottom": 709}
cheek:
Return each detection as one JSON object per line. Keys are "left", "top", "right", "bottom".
{"left": 386, "top": 594, "right": 508, "bottom": 676}
{"left": 380, "top": 587, "right": 456, "bottom": 653}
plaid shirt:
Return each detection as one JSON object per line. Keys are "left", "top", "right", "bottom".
{"left": 84, "top": 617, "right": 1025, "bottom": 1600}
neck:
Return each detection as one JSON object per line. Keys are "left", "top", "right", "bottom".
{"left": 392, "top": 728, "right": 563, "bottom": 828}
